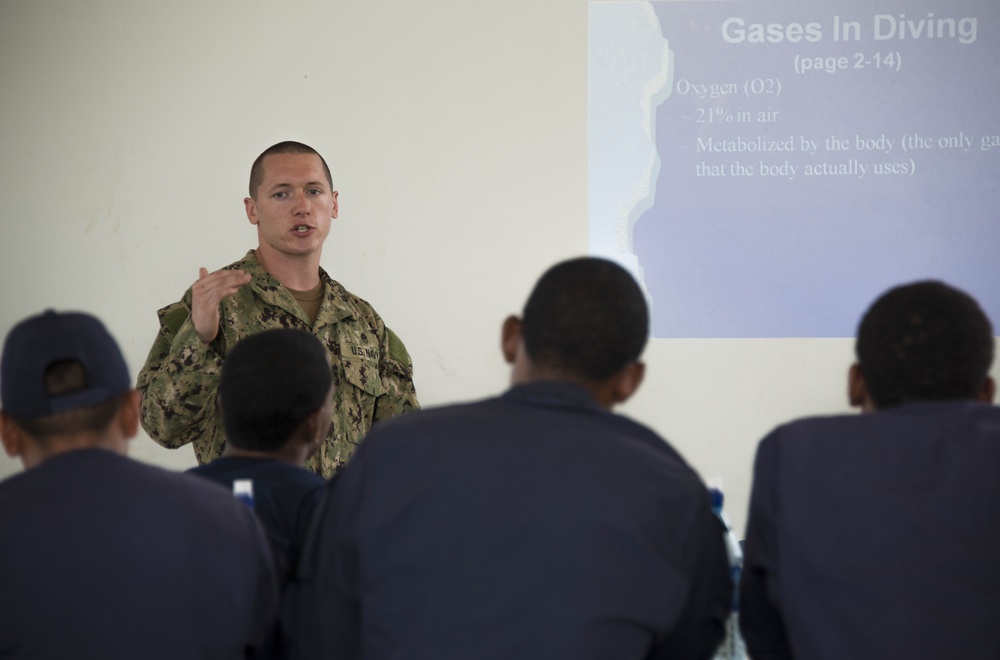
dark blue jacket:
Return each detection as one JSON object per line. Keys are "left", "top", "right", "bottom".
{"left": 290, "top": 381, "right": 730, "bottom": 660}
{"left": 189, "top": 456, "right": 326, "bottom": 579}
{"left": 0, "top": 449, "right": 278, "bottom": 659}
{"left": 741, "top": 401, "right": 1000, "bottom": 659}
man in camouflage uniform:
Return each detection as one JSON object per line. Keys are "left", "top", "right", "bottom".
{"left": 137, "top": 141, "right": 418, "bottom": 477}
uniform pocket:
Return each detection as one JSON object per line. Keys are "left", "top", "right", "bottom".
{"left": 339, "top": 336, "right": 383, "bottom": 397}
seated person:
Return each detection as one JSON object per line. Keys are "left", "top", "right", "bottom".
{"left": 0, "top": 310, "right": 277, "bottom": 659}
{"left": 740, "top": 281, "right": 1000, "bottom": 659}
{"left": 287, "top": 257, "right": 731, "bottom": 660}
{"left": 189, "top": 328, "right": 332, "bottom": 579}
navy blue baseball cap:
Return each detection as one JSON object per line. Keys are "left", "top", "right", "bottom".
{"left": 1, "top": 310, "right": 131, "bottom": 419}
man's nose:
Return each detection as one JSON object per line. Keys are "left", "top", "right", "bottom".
{"left": 292, "top": 192, "right": 310, "bottom": 215}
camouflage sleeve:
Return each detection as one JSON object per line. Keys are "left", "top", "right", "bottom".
{"left": 136, "top": 299, "right": 226, "bottom": 449}
{"left": 372, "top": 325, "right": 419, "bottom": 424}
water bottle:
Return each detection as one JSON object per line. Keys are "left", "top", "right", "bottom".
{"left": 708, "top": 482, "right": 746, "bottom": 660}
{"left": 233, "top": 479, "right": 255, "bottom": 509}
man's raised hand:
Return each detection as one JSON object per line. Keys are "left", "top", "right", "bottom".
{"left": 191, "top": 267, "right": 252, "bottom": 345}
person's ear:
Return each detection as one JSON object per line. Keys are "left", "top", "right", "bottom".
{"left": 244, "top": 196, "right": 258, "bottom": 225}
{"left": 301, "top": 407, "right": 328, "bottom": 460}
{"left": 117, "top": 390, "right": 141, "bottom": 441}
{"left": 501, "top": 315, "right": 522, "bottom": 365}
{"left": 608, "top": 361, "right": 646, "bottom": 406}
{"left": 979, "top": 376, "right": 996, "bottom": 403}
{"left": 0, "top": 412, "right": 46, "bottom": 470}
{"left": 848, "top": 363, "right": 868, "bottom": 408}
{"left": 0, "top": 411, "right": 23, "bottom": 459}
{"left": 330, "top": 190, "right": 339, "bottom": 220}
{"left": 303, "top": 407, "right": 325, "bottom": 442}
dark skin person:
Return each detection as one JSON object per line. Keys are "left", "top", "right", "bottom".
{"left": 500, "top": 315, "right": 646, "bottom": 411}
{"left": 846, "top": 363, "right": 996, "bottom": 412}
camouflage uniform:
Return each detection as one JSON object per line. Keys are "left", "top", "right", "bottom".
{"left": 137, "top": 250, "right": 418, "bottom": 477}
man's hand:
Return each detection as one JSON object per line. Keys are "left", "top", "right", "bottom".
{"left": 191, "top": 267, "right": 252, "bottom": 345}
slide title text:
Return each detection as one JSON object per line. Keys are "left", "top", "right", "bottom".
{"left": 722, "top": 14, "right": 978, "bottom": 45}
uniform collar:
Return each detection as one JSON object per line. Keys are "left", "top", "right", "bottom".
{"left": 877, "top": 399, "right": 995, "bottom": 416}
{"left": 237, "top": 250, "right": 354, "bottom": 327}
{"left": 501, "top": 380, "right": 606, "bottom": 413}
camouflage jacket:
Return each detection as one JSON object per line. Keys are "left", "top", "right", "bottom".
{"left": 136, "top": 250, "right": 419, "bottom": 477}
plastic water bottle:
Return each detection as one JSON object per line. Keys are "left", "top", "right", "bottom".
{"left": 233, "top": 479, "right": 255, "bottom": 509}
{"left": 708, "top": 482, "right": 746, "bottom": 660}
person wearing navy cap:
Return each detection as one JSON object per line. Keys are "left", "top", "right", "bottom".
{"left": 0, "top": 310, "right": 279, "bottom": 659}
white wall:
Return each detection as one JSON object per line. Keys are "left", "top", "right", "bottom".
{"left": 0, "top": 0, "right": 920, "bottom": 535}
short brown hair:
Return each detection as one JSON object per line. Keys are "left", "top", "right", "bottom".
{"left": 248, "top": 141, "right": 333, "bottom": 199}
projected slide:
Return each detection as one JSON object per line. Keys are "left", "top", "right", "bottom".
{"left": 589, "top": 1, "right": 1000, "bottom": 337}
